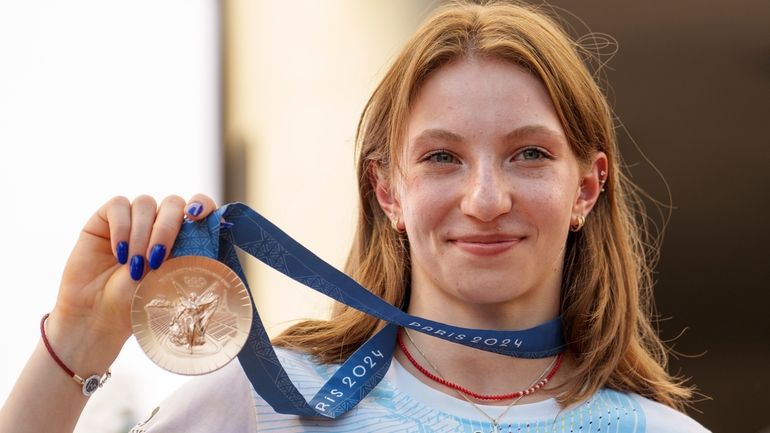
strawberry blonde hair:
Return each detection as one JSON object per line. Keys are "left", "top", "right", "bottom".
{"left": 274, "top": 0, "right": 692, "bottom": 409}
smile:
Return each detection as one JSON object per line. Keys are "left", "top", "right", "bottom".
{"left": 451, "top": 237, "right": 523, "bottom": 256}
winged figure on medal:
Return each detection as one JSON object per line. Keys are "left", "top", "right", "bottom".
{"left": 144, "top": 276, "right": 237, "bottom": 356}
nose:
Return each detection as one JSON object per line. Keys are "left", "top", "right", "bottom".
{"left": 459, "top": 163, "right": 513, "bottom": 222}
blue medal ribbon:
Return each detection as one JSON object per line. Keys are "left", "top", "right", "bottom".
{"left": 171, "top": 202, "right": 565, "bottom": 418}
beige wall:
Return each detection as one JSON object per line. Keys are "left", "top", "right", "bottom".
{"left": 223, "top": 1, "right": 432, "bottom": 336}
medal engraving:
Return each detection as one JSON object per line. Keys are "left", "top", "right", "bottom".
{"left": 131, "top": 256, "right": 253, "bottom": 375}
{"left": 145, "top": 280, "right": 228, "bottom": 354}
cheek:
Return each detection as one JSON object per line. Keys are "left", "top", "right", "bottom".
{"left": 522, "top": 178, "right": 576, "bottom": 227}
{"left": 400, "top": 176, "right": 454, "bottom": 224}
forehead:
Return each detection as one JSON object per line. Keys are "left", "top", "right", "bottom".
{"left": 405, "top": 56, "right": 565, "bottom": 146}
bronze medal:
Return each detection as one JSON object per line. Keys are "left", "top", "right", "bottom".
{"left": 131, "top": 256, "right": 253, "bottom": 375}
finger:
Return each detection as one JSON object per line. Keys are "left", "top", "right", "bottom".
{"left": 105, "top": 196, "right": 132, "bottom": 264}
{"left": 146, "top": 195, "right": 186, "bottom": 270}
{"left": 128, "top": 195, "right": 158, "bottom": 281}
{"left": 185, "top": 194, "right": 218, "bottom": 221}
{"left": 84, "top": 196, "right": 132, "bottom": 264}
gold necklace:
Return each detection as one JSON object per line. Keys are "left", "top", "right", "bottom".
{"left": 403, "top": 329, "right": 559, "bottom": 433}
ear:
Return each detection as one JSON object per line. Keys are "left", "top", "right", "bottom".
{"left": 572, "top": 152, "right": 608, "bottom": 223}
{"left": 369, "top": 163, "right": 405, "bottom": 231}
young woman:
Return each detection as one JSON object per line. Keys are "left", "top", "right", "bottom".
{"left": 0, "top": 1, "right": 709, "bottom": 432}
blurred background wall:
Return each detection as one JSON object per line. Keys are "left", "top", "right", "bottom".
{"left": 220, "top": 0, "right": 431, "bottom": 336}
{"left": 1, "top": 1, "right": 767, "bottom": 432}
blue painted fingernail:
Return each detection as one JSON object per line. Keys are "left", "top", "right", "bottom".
{"left": 187, "top": 202, "right": 203, "bottom": 217}
{"left": 148, "top": 244, "right": 166, "bottom": 270}
{"left": 116, "top": 241, "right": 128, "bottom": 265}
{"left": 130, "top": 255, "right": 144, "bottom": 281}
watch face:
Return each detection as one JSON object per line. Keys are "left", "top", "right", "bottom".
{"left": 131, "top": 256, "right": 253, "bottom": 376}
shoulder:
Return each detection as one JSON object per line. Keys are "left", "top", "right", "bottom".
{"left": 273, "top": 346, "right": 330, "bottom": 373}
{"left": 628, "top": 393, "right": 711, "bottom": 433}
{"left": 130, "top": 358, "right": 257, "bottom": 433}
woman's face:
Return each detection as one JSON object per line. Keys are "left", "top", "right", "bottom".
{"left": 377, "top": 56, "right": 604, "bottom": 325}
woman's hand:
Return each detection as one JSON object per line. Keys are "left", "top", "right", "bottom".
{"left": 0, "top": 194, "right": 218, "bottom": 433}
{"left": 47, "top": 194, "right": 218, "bottom": 369}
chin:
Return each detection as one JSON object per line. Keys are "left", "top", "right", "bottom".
{"left": 452, "top": 282, "right": 530, "bottom": 306}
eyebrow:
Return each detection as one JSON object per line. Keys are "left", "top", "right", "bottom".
{"left": 411, "top": 128, "right": 463, "bottom": 144}
{"left": 411, "top": 125, "right": 566, "bottom": 145}
{"left": 504, "top": 125, "right": 566, "bottom": 142}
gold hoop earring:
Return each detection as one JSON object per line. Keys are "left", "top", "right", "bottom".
{"left": 390, "top": 215, "right": 405, "bottom": 233}
{"left": 570, "top": 214, "right": 586, "bottom": 232}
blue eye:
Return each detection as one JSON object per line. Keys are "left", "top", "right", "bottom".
{"left": 426, "top": 151, "right": 458, "bottom": 164}
{"left": 519, "top": 148, "right": 547, "bottom": 160}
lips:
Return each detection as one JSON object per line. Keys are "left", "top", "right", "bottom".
{"left": 450, "top": 234, "right": 524, "bottom": 256}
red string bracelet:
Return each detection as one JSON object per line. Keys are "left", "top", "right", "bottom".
{"left": 40, "top": 313, "right": 111, "bottom": 397}
{"left": 397, "top": 330, "right": 563, "bottom": 401}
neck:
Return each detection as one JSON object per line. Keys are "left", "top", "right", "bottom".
{"left": 398, "top": 285, "right": 568, "bottom": 405}
{"left": 394, "top": 328, "right": 570, "bottom": 406}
